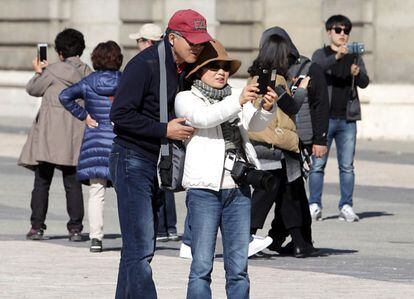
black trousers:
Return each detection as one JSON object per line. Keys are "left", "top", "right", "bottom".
{"left": 157, "top": 190, "right": 177, "bottom": 236}
{"left": 251, "top": 168, "right": 312, "bottom": 244}
{"left": 30, "top": 162, "right": 84, "bottom": 231}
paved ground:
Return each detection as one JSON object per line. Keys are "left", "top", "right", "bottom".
{"left": 0, "top": 119, "right": 413, "bottom": 298}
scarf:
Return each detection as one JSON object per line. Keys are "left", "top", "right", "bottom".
{"left": 193, "top": 79, "right": 232, "bottom": 104}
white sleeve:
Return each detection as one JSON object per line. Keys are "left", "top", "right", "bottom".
{"left": 175, "top": 90, "right": 242, "bottom": 129}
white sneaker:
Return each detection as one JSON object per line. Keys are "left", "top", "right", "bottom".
{"left": 248, "top": 235, "right": 273, "bottom": 257}
{"left": 179, "top": 242, "right": 192, "bottom": 259}
{"left": 339, "top": 204, "right": 359, "bottom": 222}
{"left": 309, "top": 203, "right": 322, "bottom": 221}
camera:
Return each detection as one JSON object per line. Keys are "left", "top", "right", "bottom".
{"left": 347, "top": 42, "right": 365, "bottom": 55}
{"left": 231, "top": 160, "right": 277, "bottom": 192}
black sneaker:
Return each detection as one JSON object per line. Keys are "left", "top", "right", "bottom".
{"left": 90, "top": 238, "right": 103, "bottom": 253}
{"left": 68, "top": 229, "right": 83, "bottom": 242}
{"left": 26, "top": 228, "right": 44, "bottom": 240}
{"left": 168, "top": 233, "right": 181, "bottom": 242}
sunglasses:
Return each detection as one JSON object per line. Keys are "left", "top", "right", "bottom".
{"left": 332, "top": 27, "right": 351, "bottom": 35}
{"left": 206, "top": 61, "right": 231, "bottom": 72}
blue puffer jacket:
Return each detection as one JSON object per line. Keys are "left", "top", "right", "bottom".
{"left": 59, "top": 70, "right": 121, "bottom": 186}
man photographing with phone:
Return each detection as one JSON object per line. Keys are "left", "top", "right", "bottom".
{"left": 309, "top": 14, "right": 369, "bottom": 222}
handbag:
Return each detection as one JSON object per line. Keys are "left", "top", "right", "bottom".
{"left": 157, "top": 41, "right": 185, "bottom": 192}
{"left": 346, "top": 69, "right": 362, "bottom": 121}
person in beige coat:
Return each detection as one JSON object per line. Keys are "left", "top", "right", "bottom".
{"left": 18, "top": 28, "right": 92, "bottom": 241}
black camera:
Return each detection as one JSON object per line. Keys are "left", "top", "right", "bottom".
{"left": 231, "top": 160, "right": 277, "bottom": 192}
{"left": 347, "top": 42, "right": 365, "bottom": 55}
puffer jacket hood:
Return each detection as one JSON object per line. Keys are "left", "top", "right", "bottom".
{"left": 84, "top": 71, "right": 122, "bottom": 96}
{"left": 259, "top": 26, "right": 300, "bottom": 61}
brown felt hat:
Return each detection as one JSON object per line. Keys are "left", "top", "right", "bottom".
{"left": 186, "top": 40, "right": 241, "bottom": 79}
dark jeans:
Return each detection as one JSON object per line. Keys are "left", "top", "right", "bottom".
{"left": 187, "top": 187, "right": 251, "bottom": 299}
{"left": 109, "top": 143, "right": 158, "bottom": 299}
{"left": 30, "top": 162, "right": 84, "bottom": 232}
{"left": 251, "top": 168, "right": 312, "bottom": 244}
{"left": 157, "top": 190, "right": 177, "bottom": 236}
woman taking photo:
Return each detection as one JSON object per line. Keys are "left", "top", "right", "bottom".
{"left": 59, "top": 41, "right": 123, "bottom": 252}
{"left": 175, "top": 40, "right": 276, "bottom": 299}
{"left": 248, "top": 28, "right": 317, "bottom": 258}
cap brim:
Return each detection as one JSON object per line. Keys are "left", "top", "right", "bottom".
{"left": 182, "top": 31, "right": 212, "bottom": 45}
{"left": 129, "top": 33, "right": 141, "bottom": 40}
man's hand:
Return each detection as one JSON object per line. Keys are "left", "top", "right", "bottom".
{"left": 335, "top": 45, "right": 348, "bottom": 60}
{"left": 32, "top": 57, "right": 48, "bottom": 74}
{"left": 166, "top": 117, "right": 195, "bottom": 141}
{"left": 350, "top": 64, "right": 360, "bottom": 76}
{"left": 240, "top": 83, "right": 259, "bottom": 106}
{"left": 312, "top": 144, "right": 327, "bottom": 158}
{"left": 86, "top": 114, "right": 98, "bottom": 128}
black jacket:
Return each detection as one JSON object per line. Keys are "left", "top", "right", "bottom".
{"left": 312, "top": 46, "right": 369, "bottom": 120}
{"left": 110, "top": 37, "right": 181, "bottom": 162}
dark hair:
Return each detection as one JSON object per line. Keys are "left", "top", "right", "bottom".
{"left": 248, "top": 34, "right": 290, "bottom": 78}
{"left": 325, "top": 14, "right": 352, "bottom": 32}
{"left": 54, "top": 28, "right": 86, "bottom": 58}
{"left": 91, "top": 41, "right": 123, "bottom": 71}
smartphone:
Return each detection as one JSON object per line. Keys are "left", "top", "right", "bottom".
{"left": 257, "top": 69, "right": 276, "bottom": 94}
{"left": 291, "top": 74, "right": 306, "bottom": 94}
{"left": 37, "top": 43, "right": 48, "bottom": 62}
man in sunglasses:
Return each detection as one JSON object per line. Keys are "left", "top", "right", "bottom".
{"left": 109, "top": 9, "right": 212, "bottom": 299}
{"left": 309, "top": 15, "right": 369, "bottom": 223}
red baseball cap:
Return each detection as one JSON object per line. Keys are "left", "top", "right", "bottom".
{"left": 168, "top": 9, "right": 212, "bottom": 45}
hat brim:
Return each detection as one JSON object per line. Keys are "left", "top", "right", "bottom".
{"left": 186, "top": 58, "right": 241, "bottom": 79}
{"left": 129, "top": 33, "right": 141, "bottom": 40}
{"left": 181, "top": 31, "right": 212, "bottom": 45}
{"left": 128, "top": 33, "right": 163, "bottom": 41}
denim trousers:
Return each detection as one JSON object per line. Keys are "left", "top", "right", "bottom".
{"left": 186, "top": 187, "right": 251, "bottom": 299}
{"left": 309, "top": 118, "right": 357, "bottom": 209}
{"left": 109, "top": 143, "right": 158, "bottom": 299}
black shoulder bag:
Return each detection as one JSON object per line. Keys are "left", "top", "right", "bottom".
{"left": 157, "top": 41, "right": 185, "bottom": 192}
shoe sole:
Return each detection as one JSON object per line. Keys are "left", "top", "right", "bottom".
{"left": 26, "top": 235, "right": 44, "bottom": 241}
{"left": 338, "top": 216, "right": 359, "bottom": 222}
{"left": 90, "top": 247, "right": 103, "bottom": 253}
{"left": 69, "top": 236, "right": 83, "bottom": 242}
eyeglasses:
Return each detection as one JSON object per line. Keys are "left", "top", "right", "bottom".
{"left": 207, "top": 61, "right": 231, "bottom": 72}
{"left": 332, "top": 27, "right": 351, "bottom": 35}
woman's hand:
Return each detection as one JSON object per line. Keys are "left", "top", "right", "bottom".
{"left": 261, "top": 86, "right": 277, "bottom": 111}
{"left": 32, "top": 57, "right": 48, "bottom": 74}
{"left": 86, "top": 114, "right": 98, "bottom": 128}
{"left": 239, "top": 83, "right": 259, "bottom": 106}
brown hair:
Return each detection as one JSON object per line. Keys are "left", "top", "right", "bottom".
{"left": 91, "top": 41, "right": 123, "bottom": 71}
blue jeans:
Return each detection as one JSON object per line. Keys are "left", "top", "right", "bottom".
{"left": 109, "top": 143, "right": 158, "bottom": 299}
{"left": 186, "top": 187, "right": 251, "bottom": 299}
{"left": 309, "top": 118, "right": 357, "bottom": 209}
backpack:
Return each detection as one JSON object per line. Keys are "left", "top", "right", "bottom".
{"left": 157, "top": 41, "right": 185, "bottom": 192}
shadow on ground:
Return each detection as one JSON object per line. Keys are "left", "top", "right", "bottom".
{"left": 322, "top": 211, "right": 394, "bottom": 221}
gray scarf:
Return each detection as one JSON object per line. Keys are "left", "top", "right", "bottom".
{"left": 193, "top": 79, "right": 232, "bottom": 103}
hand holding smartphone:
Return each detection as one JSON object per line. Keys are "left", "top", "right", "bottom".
{"left": 37, "top": 43, "right": 48, "bottom": 63}
{"left": 257, "top": 69, "right": 276, "bottom": 95}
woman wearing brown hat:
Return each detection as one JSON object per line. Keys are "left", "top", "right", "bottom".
{"left": 175, "top": 40, "right": 277, "bottom": 299}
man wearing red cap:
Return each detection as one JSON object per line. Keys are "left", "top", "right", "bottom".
{"left": 109, "top": 9, "right": 212, "bottom": 299}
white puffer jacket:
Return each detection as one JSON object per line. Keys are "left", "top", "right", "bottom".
{"left": 175, "top": 86, "right": 277, "bottom": 191}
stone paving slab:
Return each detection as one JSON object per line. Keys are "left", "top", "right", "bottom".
{"left": 1, "top": 241, "right": 414, "bottom": 299}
